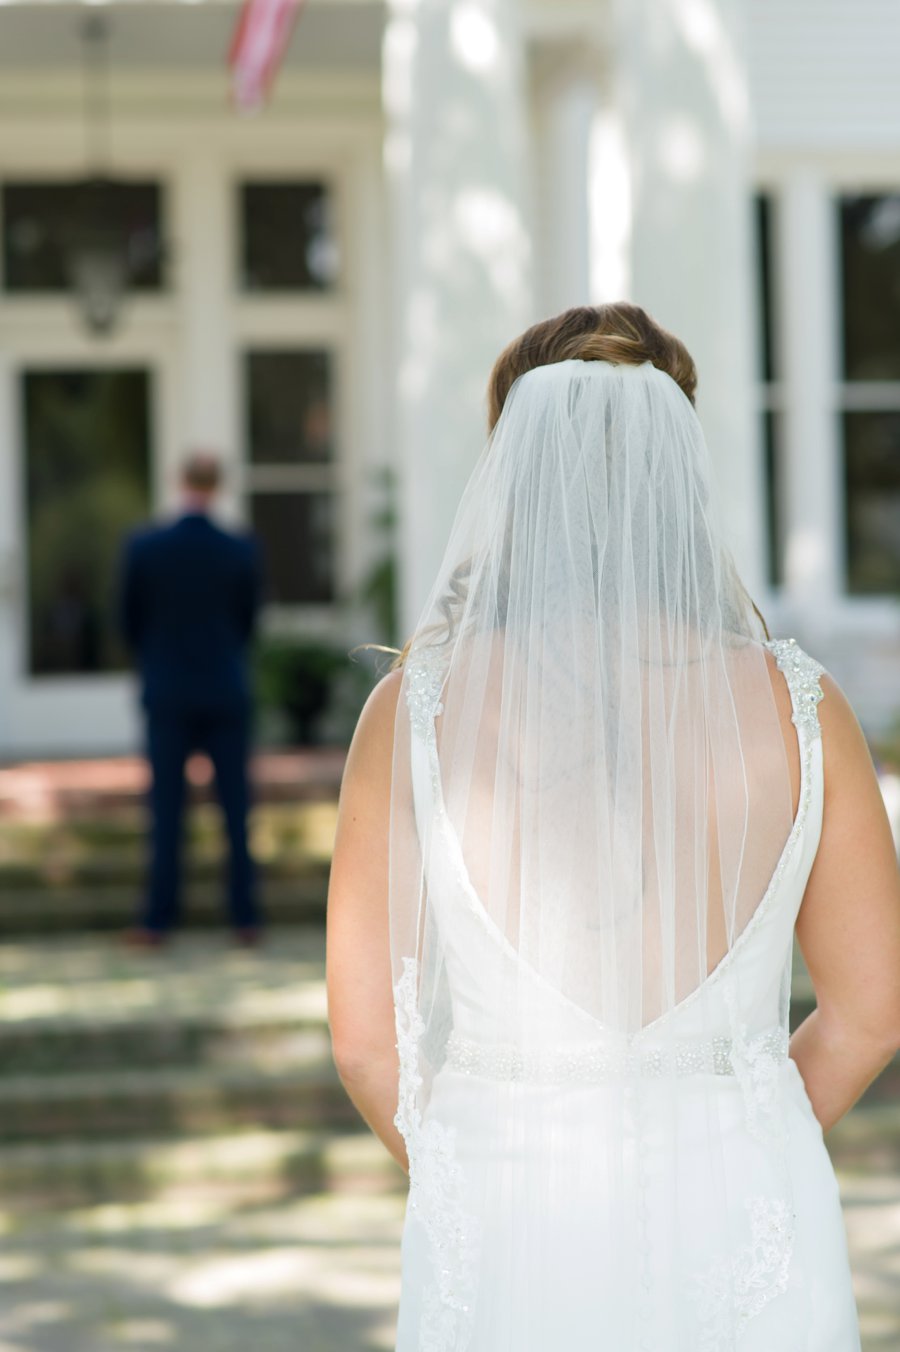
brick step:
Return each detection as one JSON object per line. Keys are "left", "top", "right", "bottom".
{"left": 0, "top": 749, "right": 347, "bottom": 823}
{"left": 0, "top": 1010, "right": 333, "bottom": 1076}
{"left": 0, "top": 798, "right": 337, "bottom": 848}
{"left": 0, "top": 876, "right": 328, "bottom": 932}
{"left": 0, "top": 856, "right": 331, "bottom": 890}
{"left": 0, "top": 1060, "right": 357, "bottom": 1144}
{"left": 0, "top": 799, "right": 337, "bottom": 891}
{"left": 0, "top": 858, "right": 331, "bottom": 892}
{"left": 0, "top": 1125, "right": 403, "bottom": 1210}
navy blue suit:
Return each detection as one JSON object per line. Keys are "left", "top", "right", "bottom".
{"left": 119, "top": 511, "right": 264, "bottom": 933}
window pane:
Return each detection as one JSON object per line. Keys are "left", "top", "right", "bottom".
{"left": 23, "top": 369, "right": 152, "bottom": 674}
{"left": 755, "top": 194, "right": 776, "bottom": 383}
{"left": 762, "top": 409, "right": 783, "bottom": 587}
{"left": 3, "top": 181, "right": 164, "bottom": 292}
{"left": 251, "top": 492, "right": 335, "bottom": 603}
{"left": 240, "top": 181, "right": 338, "bottom": 291}
{"left": 246, "top": 349, "right": 333, "bottom": 464}
{"left": 844, "top": 411, "right": 900, "bottom": 594}
{"left": 840, "top": 194, "right": 900, "bottom": 380}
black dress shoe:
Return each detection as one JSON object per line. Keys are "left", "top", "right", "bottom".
{"left": 233, "top": 926, "right": 263, "bottom": 948}
{"left": 122, "top": 925, "right": 169, "bottom": 951}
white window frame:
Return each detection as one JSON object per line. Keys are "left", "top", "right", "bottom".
{"left": 233, "top": 167, "right": 349, "bottom": 634}
{"left": 756, "top": 155, "right": 900, "bottom": 635}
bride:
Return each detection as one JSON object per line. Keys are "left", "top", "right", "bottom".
{"left": 326, "top": 302, "right": 900, "bottom": 1350}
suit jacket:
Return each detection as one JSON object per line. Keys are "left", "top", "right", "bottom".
{"left": 119, "top": 511, "right": 264, "bottom": 714}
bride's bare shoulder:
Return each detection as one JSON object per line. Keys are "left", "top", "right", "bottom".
{"left": 814, "top": 666, "right": 880, "bottom": 795}
{"left": 348, "top": 666, "right": 404, "bottom": 763}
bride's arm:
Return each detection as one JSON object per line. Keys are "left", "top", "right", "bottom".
{"left": 326, "top": 668, "right": 410, "bottom": 1175}
{"left": 790, "top": 673, "right": 900, "bottom": 1133}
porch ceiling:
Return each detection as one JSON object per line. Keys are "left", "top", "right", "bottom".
{"left": 0, "top": 1, "right": 386, "bottom": 71}
{"left": 0, "top": 0, "right": 601, "bottom": 71}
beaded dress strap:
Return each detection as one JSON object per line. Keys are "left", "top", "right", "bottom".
{"left": 405, "top": 639, "right": 826, "bottom": 747}
{"left": 763, "top": 638, "right": 825, "bottom": 745}
{"left": 404, "top": 644, "right": 450, "bottom": 744}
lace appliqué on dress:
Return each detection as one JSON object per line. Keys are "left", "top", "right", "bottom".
{"left": 393, "top": 956, "right": 480, "bottom": 1352}
{"left": 693, "top": 1195, "right": 795, "bottom": 1352}
{"left": 725, "top": 991, "right": 791, "bottom": 1150}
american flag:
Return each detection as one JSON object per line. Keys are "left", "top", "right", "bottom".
{"left": 228, "top": 0, "right": 305, "bottom": 110}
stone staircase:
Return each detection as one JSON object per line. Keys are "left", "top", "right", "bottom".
{"left": 0, "top": 928, "right": 405, "bottom": 1213}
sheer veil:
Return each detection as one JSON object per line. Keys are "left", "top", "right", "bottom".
{"left": 388, "top": 357, "right": 795, "bottom": 1339}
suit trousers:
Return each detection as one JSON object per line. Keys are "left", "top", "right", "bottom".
{"left": 141, "top": 706, "right": 260, "bottom": 932}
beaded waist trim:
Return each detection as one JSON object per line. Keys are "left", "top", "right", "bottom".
{"left": 444, "top": 1027, "right": 788, "bottom": 1084}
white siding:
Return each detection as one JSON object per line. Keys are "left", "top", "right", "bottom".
{"left": 747, "top": 0, "right": 900, "bottom": 148}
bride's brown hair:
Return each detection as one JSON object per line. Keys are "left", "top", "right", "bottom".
{"left": 486, "top": 302, "right": 698, "bottom": 431}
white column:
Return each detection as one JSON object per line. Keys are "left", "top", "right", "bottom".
{"left": 0, "top": 353, "right": 21, "bottom": 755}
{"left": 776, "top": 171, "right": 843, "bottom": 611}
{"left": 534, "top": 48, "right": 601, "bottom": 315}
{"left": 170, "top": 156, "right": 238, "bottom": 520}
{"left": 613, "top": 0, "right": 765, "bottom": 595}
{"left": 384, "top": 0, "right": 534, "bottom": 640}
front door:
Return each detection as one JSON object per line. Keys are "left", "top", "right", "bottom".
{"left": 0, "top": 359, "right": 159, "bottom": 759}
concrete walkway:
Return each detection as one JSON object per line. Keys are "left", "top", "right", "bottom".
{"left": 0, "top": 1186, "right": 405, "bottom": 1352}
{"left": 0, "top": 928, "right": 897, "bottom": 1350}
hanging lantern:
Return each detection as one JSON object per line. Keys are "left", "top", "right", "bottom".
{"left": 68, "top": 176, "right": 129, "bottom": 337}
{"left": 69, "top": 16, "right": 166, "bottom": 337}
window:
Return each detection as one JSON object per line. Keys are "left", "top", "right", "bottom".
{"left": 250, "top": 492, "right": 335, "bottom": 604}
{"left": 754, "top": 192, "right": 784, "bottom": 588}
{"left": 841, "top": 194, "right": 900, "bottom": 381}
{"left": 843, "top": 412, "right": 900, "bottom": 594}
{"left": 239, "top": 181, "right": 339, "bottom": 292}
{"left": 246, "top": 349, "right": 332, "bottom": 464}
{"left": 3, "top": 181, "right": 164, "bottom": 292}
{"left": 840, "top": 193, "right": 900, "bottom": 594}
{"left": 22, "top": 368, "right": 152, "bottom": 674}
{"left": 244, "top": 349, "right": 338, "bottom": 604}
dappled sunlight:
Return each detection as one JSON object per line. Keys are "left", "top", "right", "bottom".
{"left": 452, "top": 185, "right": 531, "bottom": 304}
{"left": 668, "top": 0, "right": 749, "bottom": 132}
{"left": 382, "top": 3, "right": 416, "bottom": 175}
{"left": 168, "top": 1241, "right": 397, "bottom": 1310}
{"left": 110, "top": 1319, "right": 174, "bottom": 1345}
{"left": 70, "top": 1249, "right": 176, "bottom": 1286}
{"left": 657, "top": 114, "right": 707, "bottom": 182}
{"left": 785, "top": 526, "right": 831, "bottom": 592}
{"left": 0, "top": 1255, "right": 41, "bottom": 1282}
{"left": 0, "top": 929, "right": 328, "bottom": 1026}
{"left": 2, "top": 1299, "right": 70, "bottom": 1331}
{"left": 589, "top": 108, "right": 631, "bottom": 302}
{"left": 0, "top": 1184, "right": 405, "bottom": 1351}
{"left": 449, "top": 3, "right": 499, "bottom": 76}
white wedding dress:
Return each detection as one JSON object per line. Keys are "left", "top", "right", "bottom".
{"left": 392, "top": 637, "right": 861, "bottom": 1352}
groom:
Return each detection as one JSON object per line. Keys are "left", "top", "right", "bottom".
{"left": 118, "top": 450, "right": 264, "bottom": 947}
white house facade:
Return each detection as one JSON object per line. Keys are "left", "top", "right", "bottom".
{"left": 0, "top": 0, "right": 897, "bottom": 757}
